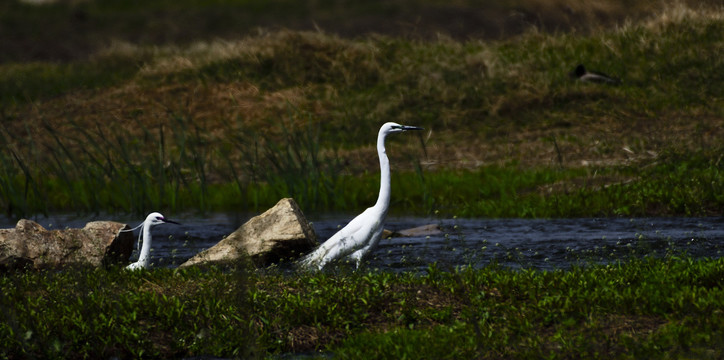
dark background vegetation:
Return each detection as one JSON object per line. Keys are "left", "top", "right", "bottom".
{"left": 4, "top": 0, "right": 715, "bottom": 63}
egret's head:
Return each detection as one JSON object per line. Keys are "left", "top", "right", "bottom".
{"left": 381, "top": 122, "right": 424, "bottom": 135}
{"left": 145, "top": 212, "right": 180, "bottom": 226}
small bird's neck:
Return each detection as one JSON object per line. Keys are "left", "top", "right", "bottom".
{"left": 374, "top": 132, "right": 391, "bottom": 213}
{"left": 137, "top": 223, "right": 153, "bottom": 267}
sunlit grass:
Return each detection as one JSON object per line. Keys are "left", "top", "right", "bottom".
{"left": 1, "top": 255, "right": 722, "bottom": 358}
{"left": 1, "top": 114, "right": 723, "bottom": 217}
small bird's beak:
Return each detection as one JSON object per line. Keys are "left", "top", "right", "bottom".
{"left": 163, "top": 218, "right": 180, "bottom": 225}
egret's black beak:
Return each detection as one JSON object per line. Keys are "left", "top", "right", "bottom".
{"left": 162, "top": 218, "right": 180, "bottom": 225}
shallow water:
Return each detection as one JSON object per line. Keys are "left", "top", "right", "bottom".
{"left": 4, "top": 214, "right": 723, "bottom": 271}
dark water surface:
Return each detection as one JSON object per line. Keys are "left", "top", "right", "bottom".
{"left": 4, "top": 214, "right": 723, "bottom": 271}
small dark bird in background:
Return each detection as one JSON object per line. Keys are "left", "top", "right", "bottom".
{"left": 570, "top": 64, "right": 621, "bottom": 84}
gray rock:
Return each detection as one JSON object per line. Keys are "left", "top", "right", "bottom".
{"left": 180, "top": 198, "right": 317, "bottom": 268}
{"left": 0, "top": 220, "right": 133, "bottom": 270}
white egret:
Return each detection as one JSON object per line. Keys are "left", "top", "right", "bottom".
{"left": 123, "top": 212, "right": 179, "bottom": 270}
{"left": 299, "top": 122, "right": 423, "bottom": 270}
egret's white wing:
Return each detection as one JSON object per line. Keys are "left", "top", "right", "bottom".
{"left": 299, "top": 207, "right": 378, "bottom": 270}
{"left": 346, "top": 221, "right": 385, "bottom": 267}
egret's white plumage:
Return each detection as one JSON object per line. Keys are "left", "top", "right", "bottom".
{"left": 124, "top": 212, "right": 179, "bottom": 270}
{"left": 299, "top": 122, "right": 423, "bottom": 270}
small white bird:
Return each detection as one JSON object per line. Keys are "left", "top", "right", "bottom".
{"left": 299, "top": 122, "right": 423, "bottom": 270}
{"left": 123, "top": 212, "right": 179, "bottom": 270}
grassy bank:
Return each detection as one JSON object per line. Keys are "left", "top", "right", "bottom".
{"left": 1, "top": 1, "right": 723, "bottom": 218}
{"left": 1, "top": 255, "right": 722, "bottom": 358}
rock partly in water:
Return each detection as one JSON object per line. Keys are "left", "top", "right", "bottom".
{"left": 180, "top": 198, "right": 317, "bottom": 268}
{"left": 382, "top": 224, "right": 443, "bottom": 239}
{"left": 0, "top": 220, "right": 133, "bottom": 270}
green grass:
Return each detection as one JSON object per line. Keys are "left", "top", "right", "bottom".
{"left": 0, "top": 265, "right": 256, "bottom": 359}
{"left": 2, "top": 132, "right": 722, "bottom": 218}
{"left": 1, "top": 255, "right": 722, "bottom": 358}
{"left": 0, "top": 1, "right": 723, "bottom": 218}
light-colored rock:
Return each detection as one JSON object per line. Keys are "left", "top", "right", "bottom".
{"left": 382, "top": 224, "right": 443, "bottom": 238}
{"left": 397, "top": 224, "right": 443, "bottom": 237}
{"left": 0, "top": 220, "right": 133, "bottom": 270}
{"left": 180, "top": 198, "right": 317, "bottom": 268}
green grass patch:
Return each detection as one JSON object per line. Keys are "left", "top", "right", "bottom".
{"left": 0, "top": 2, "right": 723, "bottom": 218}
{"left": 1, "top": 255, "right": 722, "bottom": 358}
{"left": 434, "top": 149, "right": 724, "bottom": 218}
{"left": 1, "top": 128, "right": 723, "bottom": 217}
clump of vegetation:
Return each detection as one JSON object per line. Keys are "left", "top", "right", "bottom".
{"left": 1, "top": 255, "right": 722, "bottom": 358}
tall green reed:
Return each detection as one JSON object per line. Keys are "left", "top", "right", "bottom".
{"left": 259, "top": 115, "right": 345, "bottom": 212}
{"left": 3, "top": 110, "right": 723, "bottom": 218}
{"left": 0, "top": 104, "right": 356, "bottom": 218}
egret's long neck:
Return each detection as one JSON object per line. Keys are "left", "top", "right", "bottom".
{"left": 374, "top": 131, "right": 391, "bottom": 213}
{"left": 137, "top": 223, "right": 153, "bottom": 267}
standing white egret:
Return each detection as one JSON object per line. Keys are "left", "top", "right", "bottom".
{"left": 299, "top": 122, "right": 423, "bottom": 270}
{"left": 124, "top": 212, "right": 179, "bottom": 270}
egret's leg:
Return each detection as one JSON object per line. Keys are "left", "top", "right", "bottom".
{"left": 347, "top": 250, "right": 364, "bottom": 269}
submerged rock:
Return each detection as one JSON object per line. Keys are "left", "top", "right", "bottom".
{"left": 0, "top": 220, "right": 133, "bottom": 270}
{"left": 180, "top": 198, "right": 317, "bottom": 268}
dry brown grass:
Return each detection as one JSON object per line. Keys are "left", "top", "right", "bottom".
{"left": 11, "top": 72, "right": 724, "bottom": 179}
